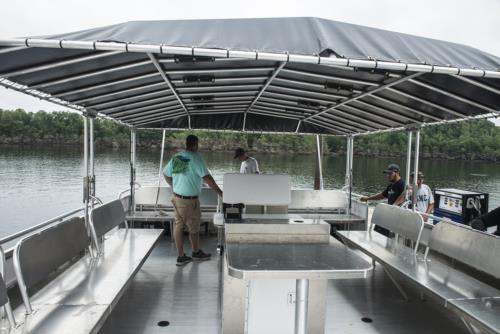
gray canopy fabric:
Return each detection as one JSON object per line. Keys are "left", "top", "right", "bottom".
{"left": 0, "top": 17, "right": 499, "bottom": 135}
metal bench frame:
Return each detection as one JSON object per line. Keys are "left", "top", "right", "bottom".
{"left": 125, "top": 186, "right": 220, "bottom": 236}
{"left": 289, "top": 189, "right": 368, "bottom": 231}
{"left": 9, "top": 199, "right": 162, "bottom": 333}
{"left": 338, "top": 204, "right": 500, "bottom": 334}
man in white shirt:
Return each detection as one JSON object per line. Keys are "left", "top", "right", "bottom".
{"left": 234, "top": 148, "right": 260, "bottom": 174}
{"left": 409, "top": 172, "right": 434, "bottom": 221}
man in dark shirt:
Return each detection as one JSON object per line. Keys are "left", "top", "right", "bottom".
{"left": 470, "top": 206, "right": 500, "bottom": 236}
{"left": 360, "top": 163, "right": 405, "bottom": 235}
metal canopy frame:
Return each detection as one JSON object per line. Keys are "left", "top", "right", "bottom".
{"left": 0, "top": 25, "right": 499, "bottom": 137}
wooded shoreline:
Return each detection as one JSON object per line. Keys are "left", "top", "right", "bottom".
{"left": 1, "top": 109, "right": 499, "bottom": 162}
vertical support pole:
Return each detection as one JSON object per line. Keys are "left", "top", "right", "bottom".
{"left": 295, "top": 279, "right": 309, "bottom": 334}
{"left": 405, "top": 131, "right": 413, "bottom": 200}
{"left": 155, "top": 129, "right": 166, "bottom": 212}
{"left": 412, "top": 130, "right": 421, "bottom": 210}
{"left": 130, "top": 128, "right": 137, "bottom": 213}
{"left": 83, "top": 115, "right": 89, "bottom": 225}
{"left": 89, "top": 117, "right": 95, "bottom": 200}
{"left": 314, "top": 134, "right": 323, "bottom": 190}
{"left": 83, "top": 113, "right": 100, "bottom": 256}
{"left": 348, "top": 136, "right": 354, "bottom": 214}
{"left": 349, "top": 136, "right": 354, "bottom": 176}
{"left": 158, "top": 129, "right": 166, "bottom": 188}
{"left": 344, "top": 136, "right": 351, "bottom": 188}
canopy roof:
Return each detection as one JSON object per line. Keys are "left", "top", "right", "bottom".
{"left": 0, "top": 17, "right": 499, "bottom": 135}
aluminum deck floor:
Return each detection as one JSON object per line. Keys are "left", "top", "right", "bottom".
{"left": 99, "top": 233, "right": 468, "bottom": 334}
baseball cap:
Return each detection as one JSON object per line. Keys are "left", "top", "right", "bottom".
{"left": 383, "top": 163, "right": 400, "bottom": 174}
{"left": 410, "top": 171, "right": 425, "bottom": 179}
{"left": 234, "top": 148, "right": 245, "bottom": 159}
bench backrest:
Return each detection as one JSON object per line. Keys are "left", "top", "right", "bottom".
{"left": 223, "top": 174, "right": 290, "bottom": 205}
{"left": 371, "top": 203, "right": 424, "bottom": 243}
{"left": 135, "top": 186, "right": 173, "bottom": 207}
{"left": 289, "top": 190, "right": 348, "bottom": 210}
{"left": 91, "top": 199, "right": 126, "bottom": 238}
{"left": 14, "top": 217, "right": 89, "bottom": 290}
{"left": 428, "top": 221, "right": 500, "bottom": 279}
{"left": 134, "top": 186, "right": 218, "bottom": 208}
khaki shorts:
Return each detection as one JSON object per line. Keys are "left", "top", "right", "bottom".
{"left": 171, "top": 196, "right": 201, "bottom": 234}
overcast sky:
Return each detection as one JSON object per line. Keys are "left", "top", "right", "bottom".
{"left": 1, "top": 0, "right": 499, "bottom": 124}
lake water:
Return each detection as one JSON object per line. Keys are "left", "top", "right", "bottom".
{"left": 1, "top": 145, "right": 499, "bottom": 240}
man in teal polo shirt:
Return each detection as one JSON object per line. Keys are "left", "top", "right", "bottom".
{"left": 164, "top": 135, "right": 223, "bottom": 266}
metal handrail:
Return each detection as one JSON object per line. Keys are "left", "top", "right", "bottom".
{"left": 0, "top": 206, "right": 85, "bottom": 246}
{"left": 420, "top": 212, "right": 452, "bottom": 223}
{"left": 90, "top": 195, "right": 103, "bottom": 205}
{"left": 118, "top": 182, "right": 142, "bottom": 199}
{"left": 341, "top": 186, "right": 363, "bottom": 198}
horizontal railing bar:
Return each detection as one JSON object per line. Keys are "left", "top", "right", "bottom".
{"left": 0, "top": 207, "right": 85, "bottom": 245}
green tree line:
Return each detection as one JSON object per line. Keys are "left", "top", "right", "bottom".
{"left": 1, "top": 109, "right": 499, "bottom": 161}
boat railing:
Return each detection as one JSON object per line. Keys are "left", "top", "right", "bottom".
{"left": 0, "top": 197, "right": 103, "bottom": 287}
{"left": 117, "top": 182, "right": 142, "bottom": 199}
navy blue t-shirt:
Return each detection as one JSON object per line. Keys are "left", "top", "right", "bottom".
{"left": 382, "top": 178, "right": 405, "bottom": 204}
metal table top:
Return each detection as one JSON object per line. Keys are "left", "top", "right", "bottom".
{"left": 226, "top": 237, "right": 373, "bottom": 280}
{"left": 446, "top": 297, "right": 500, "bottom": 334}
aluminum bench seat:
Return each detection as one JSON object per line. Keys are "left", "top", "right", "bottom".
{"left": 338, "top": 230, "right": 500, "bottom": 301}
{"left": 446, "top": 298, "right": 500, "bottom": 334}
{"left": 9, "top": 200, "right": 163, "bottom": 334}
{"left": 338, "top": 203, "right": 500, "bottom": 334}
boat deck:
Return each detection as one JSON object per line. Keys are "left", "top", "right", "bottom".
{"left": 99, "top": 233, "right": 468, "bottom": 334}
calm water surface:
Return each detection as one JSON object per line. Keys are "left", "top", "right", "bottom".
{"left": 1, "top": 145, "right": 499, "bottom": 240}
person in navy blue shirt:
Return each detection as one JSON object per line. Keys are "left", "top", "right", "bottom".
{"left": 360, "top": 164, "right": 405, "bottom": 235}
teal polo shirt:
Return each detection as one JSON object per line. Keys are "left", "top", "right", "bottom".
{"left": 164, "top": 150, "right": 210, "bottom": 197}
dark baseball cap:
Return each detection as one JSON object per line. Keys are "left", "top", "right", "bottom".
{"left": 383, "top": 163, "right": 400, "bottom": 174}
{"left": 410, "top": 171, "right": 425, "bottom": 179}
{"left": 234, "top": 147, "right": 245, "bottom": 159}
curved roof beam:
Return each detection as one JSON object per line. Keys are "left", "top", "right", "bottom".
{"left": 243, "top": 62, "right": 286, "bottom": 130}
{"left": 147, "top": 53, "right": 191, "bottom": 128}
{"left": 303, "top": 73, "right": 423, "bottom": 123}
